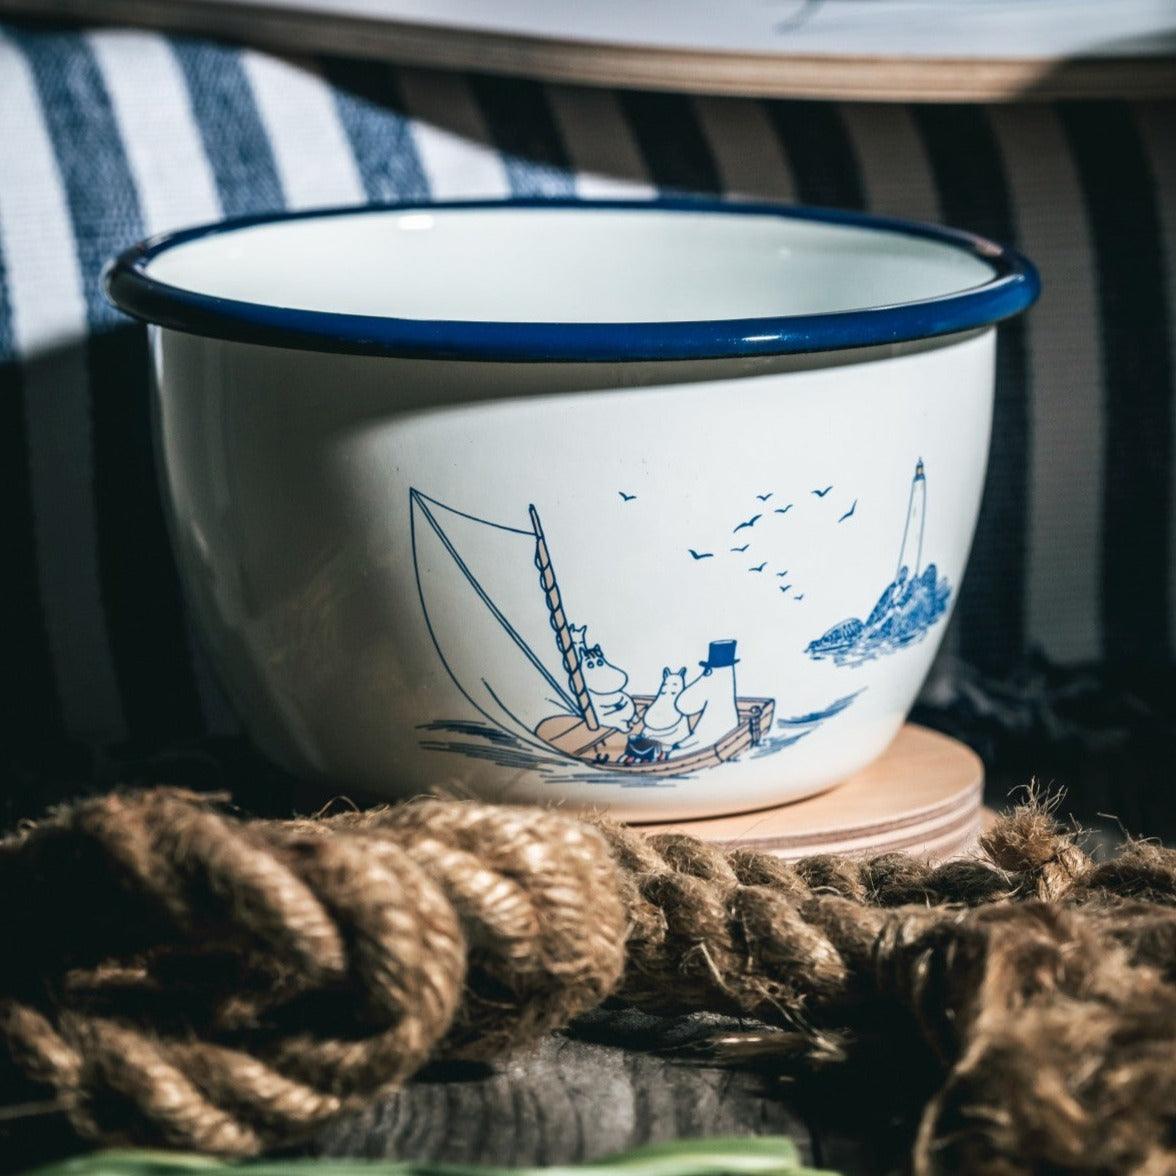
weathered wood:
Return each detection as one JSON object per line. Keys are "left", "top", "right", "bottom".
{"left": 314, "top": 1013, "right": 815, "bottom": 1166}
{"left": 9, "top": 1, "right": 1176, "bottom": 103}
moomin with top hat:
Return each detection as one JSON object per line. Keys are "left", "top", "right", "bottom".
{"left": 410, "top": 488, "right": 774, "bottom": 778}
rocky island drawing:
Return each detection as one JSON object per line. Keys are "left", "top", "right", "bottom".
{"left": 806, "top": 460, "right": 952, "bottom": 667}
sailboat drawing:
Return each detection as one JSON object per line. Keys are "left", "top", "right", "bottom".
{"left": 410, "top": 489, "right": 775, "bottom": 776}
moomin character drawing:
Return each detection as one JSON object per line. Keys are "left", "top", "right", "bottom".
{"left": 410, "top": 488, "right": 774, "bottom": 777}
{"left": 622, "top": 666, "right": 690, "bottom": 765}
{"left": 669, "top": 641, "right": 742, "bottom": 757}
{"left": 638, "top": 668, "right": 690, "bottom": 747}
{"left": 572, "top": 628, "right": 636, "bottom": 732}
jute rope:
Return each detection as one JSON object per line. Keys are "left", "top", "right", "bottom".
{"left": 1, "top": 789, "right": 1173, "bottom": 1173}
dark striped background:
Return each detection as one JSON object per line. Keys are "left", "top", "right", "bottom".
{"left": 13, "top": 28, "right": 203, "bottom": 744}
{"left": 323, "top": 57, "right": 428, "bottom": 201}
{"left": 1060, "top": 102, "right": 1173, "bottom": 668}
{"left": 0, "top": 197, "right": 62, "bottom": 746}
{"left": 912, "top": 105, "right": 1030, "bottom": 675}
{"left": 0, "top": 20, "right": 1173, "bottom": 760}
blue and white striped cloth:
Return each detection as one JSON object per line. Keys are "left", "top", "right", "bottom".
{"left": 1, "top": 20, "right": 1173, "bottom": 754}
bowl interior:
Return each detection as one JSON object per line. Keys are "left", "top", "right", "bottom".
{"left": 143, "top": 205, "right": 998, "bottom": 325}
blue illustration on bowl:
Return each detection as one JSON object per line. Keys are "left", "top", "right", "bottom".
{"left": 410, "top": 488, "right": 858, "bottom": 784}
{"left": 749, "top": 687, "right": 866, "bottom": 759}
{"left": 806, "top": 460, "right": 952, "bottom": 667}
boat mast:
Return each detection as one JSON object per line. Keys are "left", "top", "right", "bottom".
{"left": 529, "top": 504, "right": 600, "bottom": 730}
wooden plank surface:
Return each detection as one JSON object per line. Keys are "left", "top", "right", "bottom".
{"left": 1, "top": 0, "right": 1174, "bottom": 101}
{"left": 312, "top": 1010, "right": 921, "bottom": 1174}
{"left": 314, "top": 1014, "right": 822, "bottom": 1170}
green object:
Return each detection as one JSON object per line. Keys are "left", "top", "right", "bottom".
{"left": 23, "top": 1137, "right": 837, "bottom": 1176}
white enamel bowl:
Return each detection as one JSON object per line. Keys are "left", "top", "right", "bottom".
{"left": 106, "top": 200, "right": 1038, "bottom": 820}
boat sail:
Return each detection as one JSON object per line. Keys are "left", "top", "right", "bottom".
{"left": 411, "top": 488, "right": 773, "bottom": 774}
{"left": 411, "top": 490, "right": 579, "bottom": 748}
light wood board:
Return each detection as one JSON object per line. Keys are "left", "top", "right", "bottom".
{"left": 638, "top": 723, "right": 984, "bottom": 861}
{"left": 4, "top": 0, "right": 1174, "bottom": 101}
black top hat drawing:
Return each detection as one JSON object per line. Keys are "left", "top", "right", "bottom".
{"left": 699, "top": 639, "right": 739, "bottom": 670}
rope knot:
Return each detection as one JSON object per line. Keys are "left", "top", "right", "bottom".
{"left": 1, "top": 787, "right": 1173, "bottom": 1174}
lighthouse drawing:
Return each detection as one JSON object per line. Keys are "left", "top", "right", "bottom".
{"left": 805, "top": 459, "right": 952, "bottom": 667}
{"left": 896, "top": 459, "right": 926, "bottom": 577}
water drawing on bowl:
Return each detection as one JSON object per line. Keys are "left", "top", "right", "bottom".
{"left": 410, "top": 483, "right": 873, "bottom": 787}
{"left": 805, "top": 460, "right": 953, "bottom": 667}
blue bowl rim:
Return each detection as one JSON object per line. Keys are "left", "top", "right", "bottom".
{"left": 103, "top": 196, "right": 1040, "bottom": 363}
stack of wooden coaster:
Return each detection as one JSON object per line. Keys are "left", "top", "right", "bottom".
{"left": 638, "top": 724, "right": 984, "bottom": 862}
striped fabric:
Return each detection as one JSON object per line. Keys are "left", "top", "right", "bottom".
{"left": 1, "top": 21, "right": 1173, "bottom": 755}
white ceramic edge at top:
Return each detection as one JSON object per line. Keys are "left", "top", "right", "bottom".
{"left": 106, "top": 197, "right": 1039, "bottom": 364}
{"left": 106, "top": 197, "right": 1034, "bottom": 819}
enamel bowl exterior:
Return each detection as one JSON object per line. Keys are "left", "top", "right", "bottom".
{"left": 106, "top": 200, "right": 1036, "bottom": 820}
{"left": 151, "top": 328, "right": 994, "bottom": 819}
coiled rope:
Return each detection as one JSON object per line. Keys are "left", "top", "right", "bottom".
{"left": 1, "top": 789, "right": 1172, "bottom": 1173}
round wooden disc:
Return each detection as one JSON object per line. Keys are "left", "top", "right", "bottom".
{"left": 637, "top": 723, "right": 983, "bottom": 862}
